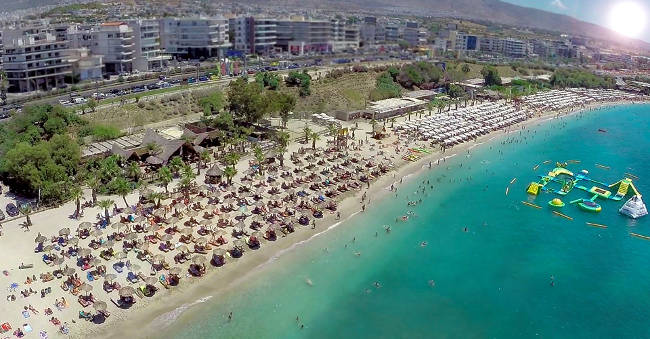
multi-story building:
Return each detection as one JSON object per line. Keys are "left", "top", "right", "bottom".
{"left": 66, "top": 48, "right": 103, "bottom": 81}
{"left": 0, "top": 31, "right": 3, "bottom": 70}
{"left": 160, "top": 17, "right": 231, "bottom": 59}
{"left": 454, "top": 32, "right": 479, "bottom": 52}
{"left": 90, "top": 22, "right": 134, "bottom": 75}
{"left": 403, "top": 22, "right": 426, "bottom": 46}
{"left": 384, "top": 24, "right": 399, "bottom": 43}
{"left": 2, "top": 29, "right": 71, "bottom": 92}
{"left": 330, "top": 20, "right": 359, "bottom": 52}
{"left": 360, "top": 16, "right": 386, "bottom": 47}
{"left": 276, "top": 19, "right": 332, "bottom": 55}
{"left": 128, "top": 19, "right": 169, "bottom": 72}
{"left": 480, "top": 36, "right": 505, "bottom": 54}
{"left": 230, "top": 17, "right": 277, "bottom": 55}
{"left": 503, "top": 38, "right": 530, "bottom": 58}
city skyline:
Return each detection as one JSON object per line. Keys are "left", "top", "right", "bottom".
{"left": 504, "top": 0, "right": 650, "bottom": 41}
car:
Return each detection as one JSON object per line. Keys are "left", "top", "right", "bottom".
{"left": 0, "top": 210, "right": 4, "bottom": 221}
{"left": 188, "top": 77, "right": 196, "bottom": 84}
{"left": 6, "top": 203, "right": 18, "bottom": 217}
{"left": 198, "top": 76, "right": 208, "bottom": 82}
{"left": 132, "top": 87, "right": 146, "bottom": 93}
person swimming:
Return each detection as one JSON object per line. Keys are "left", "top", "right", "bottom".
{"left": 420, "top": 241, "right": 427, "bottom": 247}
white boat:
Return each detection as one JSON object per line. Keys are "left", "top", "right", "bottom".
{"left": 619, "top": 195, "right": 648, "bottom": 219}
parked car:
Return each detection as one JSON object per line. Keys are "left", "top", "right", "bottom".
{"left": 198, "top": 75, "right": 208, "bottom": 82}
{"left": 6, "top": 203, "right": 18, "bottom": 217}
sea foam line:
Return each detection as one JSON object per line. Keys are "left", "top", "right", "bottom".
{"left": 150, "top": 295, "right": 214, "bottom": 327}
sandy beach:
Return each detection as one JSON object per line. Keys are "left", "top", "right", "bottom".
{"left": 0, "top": 92, "right": 644, "bottom": 339}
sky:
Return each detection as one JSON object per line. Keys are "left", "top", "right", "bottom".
{"left": 503, "top": 0, "right": 650, "bottom": 41}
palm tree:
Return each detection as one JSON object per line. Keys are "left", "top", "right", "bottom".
{"left": 177, "top": 177, "right": 193, "bottom": 193}
{"left": 147, "top": 192, "right": 164, "bottom": 208}
{"left": 275, "top": 131, "right": 290, "bottom": 167}
{"left": 181, "top": 163, "right": 196, "bottom": 181}
{"left": 303, "top": 125, "right": 312, "bottom": 144}
{"left": 223, "top": 166, "right": 237, "bottom": 185}
{"left": 19, "top": 204, "right": 32, "bottom": 227}
{"left": 126, "top": 161, "right": 141, "bottom": 182}
{"left": 70, "top": 186, "right": 83, "bottom": 218}
{"left": 198, "top": 150, "right": 212, "bottom": 175}
{"left": 113, "top": 177, "right": 132, "bottom": 208}
{"left": 225, "top": 152, "right": 241, "bottom": 169}
{"left": 253, "top": 145, "right": 265, "bottom": 175}
{"left": 85, "top": 174, "right": 100, "bottom": 205}
{"left": 309, "top": 131, "right": 320, "bottom": 150}
{"left": 427, "top": 101, "right": 434, "bottom": 116}
{"left": 461, "top": 63, "right": 471, "bottom": 74}
{"left": 157, "top": 166, "right": 173, "bottom": 193}
{"left": 328, "top": 124, "right": 338, "bottom": 145}
{"left": 97, "top": 199, "right": 114, "bottom": 222}
{"left": 436, "top": 100, "right": 446, "bottom": 114}
{"left": 168, "top": 156, "right": 184, "bottom": 176}
{"left": 370, "top": 119, "right": 378, "bottom": 138}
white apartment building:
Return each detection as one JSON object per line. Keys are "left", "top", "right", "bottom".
{"left": 276, "top": 19, "right": 332, "bottom": 55}
{"left": 160, "top": 17, "right": 231, "bottom": 59}
{"left": 90, "top": 22, "right": 135, "bottom": 75}
{"left": 230, "top": 17, "right": 277, "bottom": 55}
{"left": 66, "top": 48, "right": 103, "bottom": 81}
{"left": 128, "top": 19, "right": 170, "bottom": 72}
{"left": 331, "top": 20, "right": 359, "bottom": 52}
{"left": 454, "top": 32, "right": 479, "bottom": 52}
{"left": 2, "top": 29, "right": 71, "bottom": 92}
{"left": 504, "top": 38, "right": 531, "bottom": 58}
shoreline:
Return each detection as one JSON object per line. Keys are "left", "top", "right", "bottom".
{"left": 79, "top": 98, "right": 644, "bottom": 339}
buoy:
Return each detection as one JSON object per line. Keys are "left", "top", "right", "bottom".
{"left": 552, "top": 211, "right": 573, "bottom": 220}
{"left": 595, "top": 164, "right": 610, "bottom": 170}
{"left": 630, "top": 232, "right": 650, "bottom": 240}
{"left": 586, "top": 222, "right": 607, "bottom": 229}
{"left": 543, "top": 160, "right": 551, "bottom": 164}
{"left": 521, "top": 201, "right": 542, "bottom": 209}
{"left": 510, "top": 178, "right": 517, "bottom": 184}
{"left": 533, "top": 164, "right": 540, "bottom": 171}
{"left": 505, "top": 187, "right": 509, "bottom": 196}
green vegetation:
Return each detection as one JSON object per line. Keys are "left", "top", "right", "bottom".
{"left": 396, "top": 62, "right": 443, "bottom": 89}
{"left": 198, "top": 89, "right": 225, "bottom": 116}
{"left": 0, "top": 105, "right": 84, "bottom": 204}
{"left": 550, "top": 69, "right": 615, "bottom": 89}
{"left": 369, "top": 71, "right": 402, "bottom": 101}
{"left": 80, "top": 124, "right": 122, "bottom": 141}
{"left": 481, "top": 65, "right": 502, "bottom": 86}
{"left": 285, "top": 71, "right": 312, "bottom": 97}
{"left": 255, "top": 72, "right": 281, "bottom": 90}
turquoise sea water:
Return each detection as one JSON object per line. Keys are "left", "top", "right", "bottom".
{"left": 163, "top": 105, "right": 650, "bottom": 339}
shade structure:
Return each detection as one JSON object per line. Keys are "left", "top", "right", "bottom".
{"left": 78, "top": 222, "right": 92, "bottom": 230}
{"left": 180, "top": 228, "right": 193, "bottom": 236}
{"left": 165, "top": 216, "right": 179, "bottom": 224}
{"left": 78, "top": 248, "right": 91, "bottom": 257}
{"left": 212, "top": 248, "right": 226, "bottom": 257}
{"left": 124, "top": 233, "right": 138, "bottom": 241}
{"left": 144, "top": 276, "right": 158, "bottom": 285}
{"left": 114, "top": 252, "right": 127, "bottom": 260}
{"left": 63, "top": 266, "right": 76, "bottom": 276}
{"left": 104, "top": 274, "right": 117, "bottom": 281}
{"left": 93, "top": 301, "right": 107, "bottom": 312}
{"left": 68, "top": 237, "right": 79, "bottom": 246}
{"left": 91, "top": 230, "right": 103, "bottom": 238}
{"left": 136, "top": 242, "right": 149, "bottom": 251}
{"left": 192, "top": 255, "right": 207, "bottom": 265}
{"left": 153, "top": 254, "right": 165, "bottom": 263}
{"left": 34, "top": 234, "right": 46, "bottom": 243}
{"left": 186, "top": 210, "right": 198, "bottom": 217}
{"left": 169, "top": 266, "right": 182, "bottom": 276}
{"left": 119, "top": 286, "right": 136, "bottom": 297}
{"left": 79, "top": 283, "right": 93, "bottom": 293}
{"left": 134, "top": 216, "right": 146, "bottom": 223}
{"left": 59, "top": 228, "right": 70, "bottom": 236}
{"left": 195, "top": 237, "right": 207, "bottom": 245}
{"left": 160, "top": 234, "right": 173, "bottom": 242}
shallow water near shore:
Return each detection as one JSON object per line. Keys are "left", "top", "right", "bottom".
{"left": 161, "top": 104, "right": 650, "bottom": 339}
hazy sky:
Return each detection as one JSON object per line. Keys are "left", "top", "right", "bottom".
{"left": 503, "top": 0, "right": 650, "bottom": 41}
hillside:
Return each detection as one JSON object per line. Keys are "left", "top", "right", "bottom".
{"left": 253, "top": 0, "right": 650, "bottom": 50}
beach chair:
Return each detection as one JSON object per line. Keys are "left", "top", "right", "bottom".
{"left": 126, "top": 272, "right": 138, "bottom": 283}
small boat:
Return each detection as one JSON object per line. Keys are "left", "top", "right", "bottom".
{"left": 598, "top": 129, "right": 607, "bottom": 133}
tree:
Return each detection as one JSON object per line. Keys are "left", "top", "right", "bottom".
{"left": 447, "top": 84, "right": 465, "bottom": 99}
{"left": 253, "top": 145, "right": 265, "bottom": 175}
{"left": 126, "top": 161, "right": 141, "bottom": 182}
{"left": 70, "top": 186, "right": 83, "bottom": 218}
{"left": 225, "top": 152, "right": 241, "bottom": 169}
{"left": 461, "top": 64, "right": 471, "bottom": 74}
{"left": 19, "top": 204, "right": 32, "bottom": 227}
{"left": 303, "top": 126, "right": 313, "bottom": 144}
{"left": 198, "top": 90, "right": 225, "bottom": 116}
{"left": 328, "top": 124, "right": 339, "bottom": 144}
{"left": 274, "top": 131, "right": 290, "bottom": 167}
{"left": 0, "top": 70, "right": 8, "bottom": 105}
{"left": 223, "top": 166, "right": 237, "bottom": 185}
{"left": 87, "top": 98, "right": 97, "bottom": 113}
{"left": 157, "top": 166, "right": 173, "bottom": 193}
{"left": 266, "top": 91, "right": 296, "bottom": 127}
{"left": 112, "top": 177, "right": 132, "bottom": 208}
{"left": 227, "top": 78, "right": 268, "bottom": 123}
{"left": 168, "top": 156, "right": 184, "bottom": 176}
{"left": 85, "top": 174, "right": 100, "bottom": 205}
{"left": 144, "top": 142, "right": 162, "bottom": 156}
{"left": 309, "top": 131, "right": 320, "bottom": 150}
{"left": 198, "top": 150, "right": 212, "bottom": 175}
{"left": 97, "top": 199, "right": 114, "bottom": 222}
{"left": 481, "top": 65, "right": 502, "bottom": 86}
{"left": 148, "top": 192, "right": 164, "bottom": 208}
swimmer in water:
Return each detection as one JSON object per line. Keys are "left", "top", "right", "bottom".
{"left": 420, "top": 241, "right": 427, "bottom": 247}
{"left": 373, "top": 281, "right": 381, "bottom": 288}
{"left": 428, "top": 280, "right": 435, "bottom": 287}
{"left": 463, "top": 227, "right": 468, "bottom": 232}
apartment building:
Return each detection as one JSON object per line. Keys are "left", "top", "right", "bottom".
{"left": 330, "top": 20, "right": 359, "bottom": 52}
{"left": 360, "top": 16, "right": 386, "bottom": 47}
{"left": 0, "top": 31, "right": 3, "bottom": 70}
{"left": 230, "top": 17, "right": 277, "bottom": 55}
{"left": 384, "top": 24, "right": 399, "bottom": 43}
{"left": 128, "top": 19, "right": 169, "bottom": 72}
{"left": 90, "top": 22, "right": 134, "bottom": 75}
{"left": 66, "top": 48, "right": 103, "bottom": 81}
{"left": 160, "top": 17, "right": 231, "bottom": 59}
{"left": 503, "top": 38, "right": 530, "bottom": 58}
{"left": 276, "top": 19, "right": 332, "bottom": 55}
{"left": 480, "top": 36, "right": 505, "bottom": 54}
{"left": 2, "top": 29, "right": 71, "bottom": 92}
{"left": 454, "top": 32, "right": 479, "bottom": 52}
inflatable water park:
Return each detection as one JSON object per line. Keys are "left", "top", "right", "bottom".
{"left": 526, "top": 162, "right": 647, "bottom": 219}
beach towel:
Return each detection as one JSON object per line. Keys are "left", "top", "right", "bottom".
{"left": 87, "top": 272, "right": 94, "bottom": 281}
{"left": 22, "top": 325, "right": 32, "bottom": 333}
{"left": 21, "top": 311, "right": 29, "bottom": 319}
{"left": 39, "top": 331, "right": 47, "bottom": 339}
